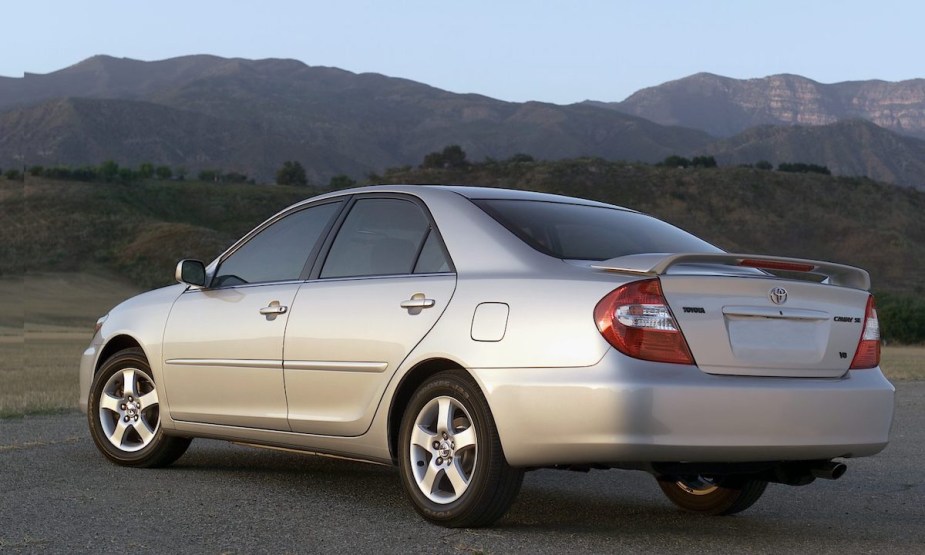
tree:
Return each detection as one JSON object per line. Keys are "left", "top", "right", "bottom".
{"left": 507, "top": 153, "right": 535, "bottom": 163}
{"left": 777, "top": 162, "right": 831, "bottom": 175}
{"left": 691, "top": 155, "right": 717, "bottom": 168}
{"left": 660, "top": 155, "right": 691, "bottom": 168}
{"left": 5, "top": 169, "right": 21, "bottom": 180}
{"left": 155, "top": 165, "right": 173, "bottom": 180}
{"left": 71, "top": 166, "right": 94, "bottom": 181}
{"left": 422, "top": 151, "right": 445, "bottom": 169}
{"left": 99, "top": 160, "right": 120, "bottom": 182}
{"left": 755, "top": 160, "right": 773, "bottom": 170}
{"left": 441, "top": 145, "right": 468, "bottom": 168}
{"left": 223, "top": 171, "right": 249, "bottom": 183}
{"left": 328, "top": 174, "right": 356, "bottom": 190}
{"left": 197, "top": 169, "right": 219, "bottom": 182}
{"left": 276, "top": 161, "right": 308, "bottom": 186}
{"left": 138, "top": 162, "right": 155, "bottom": 179}
{"left": 421, "top": 145, "right": 469, "bottom": 169}
{"left": 28, "top": 165, "right": 44, "bottom": 176}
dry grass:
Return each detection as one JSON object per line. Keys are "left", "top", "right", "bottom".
{"left": 881, "top": 345, "right": 925, "bottom": 381}
{"left": 0, "top": 273, "right": 140, "bottom": 417}
{"left": 0, "top": 334, "right": 89, "bottom": 417}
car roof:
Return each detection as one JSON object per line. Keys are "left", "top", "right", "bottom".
{"left": 428, "top": 185, "right": 619, "bottom": 208}
{"left": 305, "top": 184, "right": 626, "bottom": 210}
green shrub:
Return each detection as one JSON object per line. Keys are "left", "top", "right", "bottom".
{"left": 877, "top": 293, "right": 925, "bottom": 344}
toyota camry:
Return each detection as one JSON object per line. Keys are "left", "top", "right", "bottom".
{"left": 79, "top": 185, "right": 895, "bottom": 527}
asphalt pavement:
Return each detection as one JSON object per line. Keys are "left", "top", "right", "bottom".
{"left": 1, "top": 382, "right": 923, "bottom": 554}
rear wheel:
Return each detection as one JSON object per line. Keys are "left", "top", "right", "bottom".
{"left": 398, "top": 370, "right": 524, "bottom": 527}
{"left": 657, "top": 475, "right": 768, "bottom": 515}
{"left": 87, "top": 347, "right": 191, "bottom": 467}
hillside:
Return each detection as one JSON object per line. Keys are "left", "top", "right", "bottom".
{"left": 0, "top": 97, "right": 359, "bottom": 179}
{"left": 376, "top": 160, "right": 925, "bottom": 295}
{"left": 703, "top": 119, "right": 925, "bottom": 189}
{"left": 4, "top": 163, "right": 923, "bottom": 297}
{"left": 0, "top": 55, "right": 712, "bottom": 182}
{"left": 591, "top": 72, "right": 925, "bottom": 139}
{"left": 3, "top": 178, "right": 310, "bottom": 287}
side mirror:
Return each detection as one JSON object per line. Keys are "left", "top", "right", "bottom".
{"left": 175, "top": 259, "right": 206, "bottom": 287}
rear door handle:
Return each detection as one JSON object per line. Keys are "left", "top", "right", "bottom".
{"left": 259, "top": 301, "right": 288, "bottom": 316}
{"left": 401, "top": 293, "right": 435, "bottom": 309}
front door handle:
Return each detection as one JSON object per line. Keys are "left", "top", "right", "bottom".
{"left": 259, "top": 300, "right": 288, "bottom": 317}
{"left": 400, "top": 293, "right": 435, "bottom": 309}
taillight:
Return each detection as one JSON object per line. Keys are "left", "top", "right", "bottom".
{"left": 594, "top": 278, "right": 694, "bottom": 365}
{"left": 850, "top": 295, "right": 880, "bottom": 369}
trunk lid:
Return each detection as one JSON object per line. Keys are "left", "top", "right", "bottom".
{"left": 660, "top": 274, "right": 868, "bottom": 377}
{"left": 592, "top": 253, "right": 871, "bottom": 378}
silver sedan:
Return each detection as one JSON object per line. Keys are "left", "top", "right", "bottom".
{"left": 79, "top": 185, "right": 895, "bottom": 527}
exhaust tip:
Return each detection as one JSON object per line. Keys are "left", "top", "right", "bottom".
{"left": 811, "top": 462, "right": 847, "bottom": 480}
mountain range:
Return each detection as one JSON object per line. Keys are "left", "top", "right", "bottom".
{"left": 1, "top": 56, "right": 923, "bottom": 188}
{"left": 590, "top": 72, "right": 925, "bottom": 139}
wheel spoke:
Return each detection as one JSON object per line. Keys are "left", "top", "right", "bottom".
{"left": 134, "top": 419, "right": 155, "bottom": 445}
{"left": 446, "top": 459, "right": 470, "bottom": 494}
{"left": 436, "top": 398, "right": 453, "bottom": 434}
{"left": 410, "top": 424, "right": 435, "bottom": 450}
{"left": 453, "top": 426, "right": 476, "bottom": 450}
{"left": 419, "top": 460, "right": 441, "bottom": 494}
{"left": 100, "top": 393, "right": 122, "bottom": 413}
{"left": 109, "top": 419, "right": 129, "bottom": 447}
{"left": 138, "top": 389, "right": 159, "bottom": 408}
{"left": 122, "top": 369, "right": 137, "bottom": 397}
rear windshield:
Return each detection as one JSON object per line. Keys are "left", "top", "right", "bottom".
{"left": 473, "top": 199, "right": 720, "bottom": 260}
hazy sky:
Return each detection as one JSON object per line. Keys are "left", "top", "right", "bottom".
{"left": 2, "top": 1, "right": 921, "bottom": 104}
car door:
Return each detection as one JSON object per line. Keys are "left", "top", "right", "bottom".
{"left": 283, "top": 196, "right": 456, "bottom": 436}
{"left": 161, "top": 200, "right": 343, "bottom": 430}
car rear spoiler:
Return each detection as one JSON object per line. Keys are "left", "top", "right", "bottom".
{"left": 590, "top": 252, "right": 870, "bottom": 290}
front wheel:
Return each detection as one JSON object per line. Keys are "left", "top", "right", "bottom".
{"left": 398, "top": 370, "right": 524, "bottom": 527}
{"left": 657, "top": 475, "right": 768, "bottom": 515}
{"left": 87, "top": 347, "right": 191, "bottom": 468}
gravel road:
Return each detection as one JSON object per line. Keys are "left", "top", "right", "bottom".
{"left": 2, "top": 382, "right": 922, "bottom": 554}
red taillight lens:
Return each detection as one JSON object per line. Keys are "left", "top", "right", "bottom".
{"left": 594, "top": 278, "right": 694, "bottom": 365}
{"left": 850, "top": 295, "right": 880, "bottom": 369}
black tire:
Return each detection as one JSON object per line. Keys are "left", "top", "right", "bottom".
{"left": 87, "top": 347, "right": 191, "bottom": 468}
{"left": 398, "top": 370, "right": 524, "bottom": 527}
{"left": 657, "top": 475, "right": 768, "bottom": 515}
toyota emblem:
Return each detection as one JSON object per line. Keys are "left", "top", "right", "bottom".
{"left": 769, "top": 287, "right": 788, "bottom": 305}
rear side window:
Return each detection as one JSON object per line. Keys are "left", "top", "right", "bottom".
{"left": 473, "top": 199, "right": 720, "bottom": 260}
{"left": 414, "top": 230, "right": 451, "bottom": 274}
{"left": 321, "top": 198, "right": 448, "bottom": 278}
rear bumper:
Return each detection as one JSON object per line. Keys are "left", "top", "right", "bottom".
{"left": 471, "top": 349, "right": 895, "bottom": 467}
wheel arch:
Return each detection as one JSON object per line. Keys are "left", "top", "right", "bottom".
{"left": 95, "top": 334, "right": 146, "bottom": 373}
{"left": 387, "top": 357, "right": 472, "bottom": 463}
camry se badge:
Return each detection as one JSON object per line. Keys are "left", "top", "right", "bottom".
{"left": 769, "top": 287, "right": 788, "bottom": 305}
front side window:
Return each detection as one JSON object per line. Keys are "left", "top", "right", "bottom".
{"left": 212, "top": 202, "right": 341, "bottom": 287}
{"left": 321, "top": 198, "right": 446, "bottom": 278}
